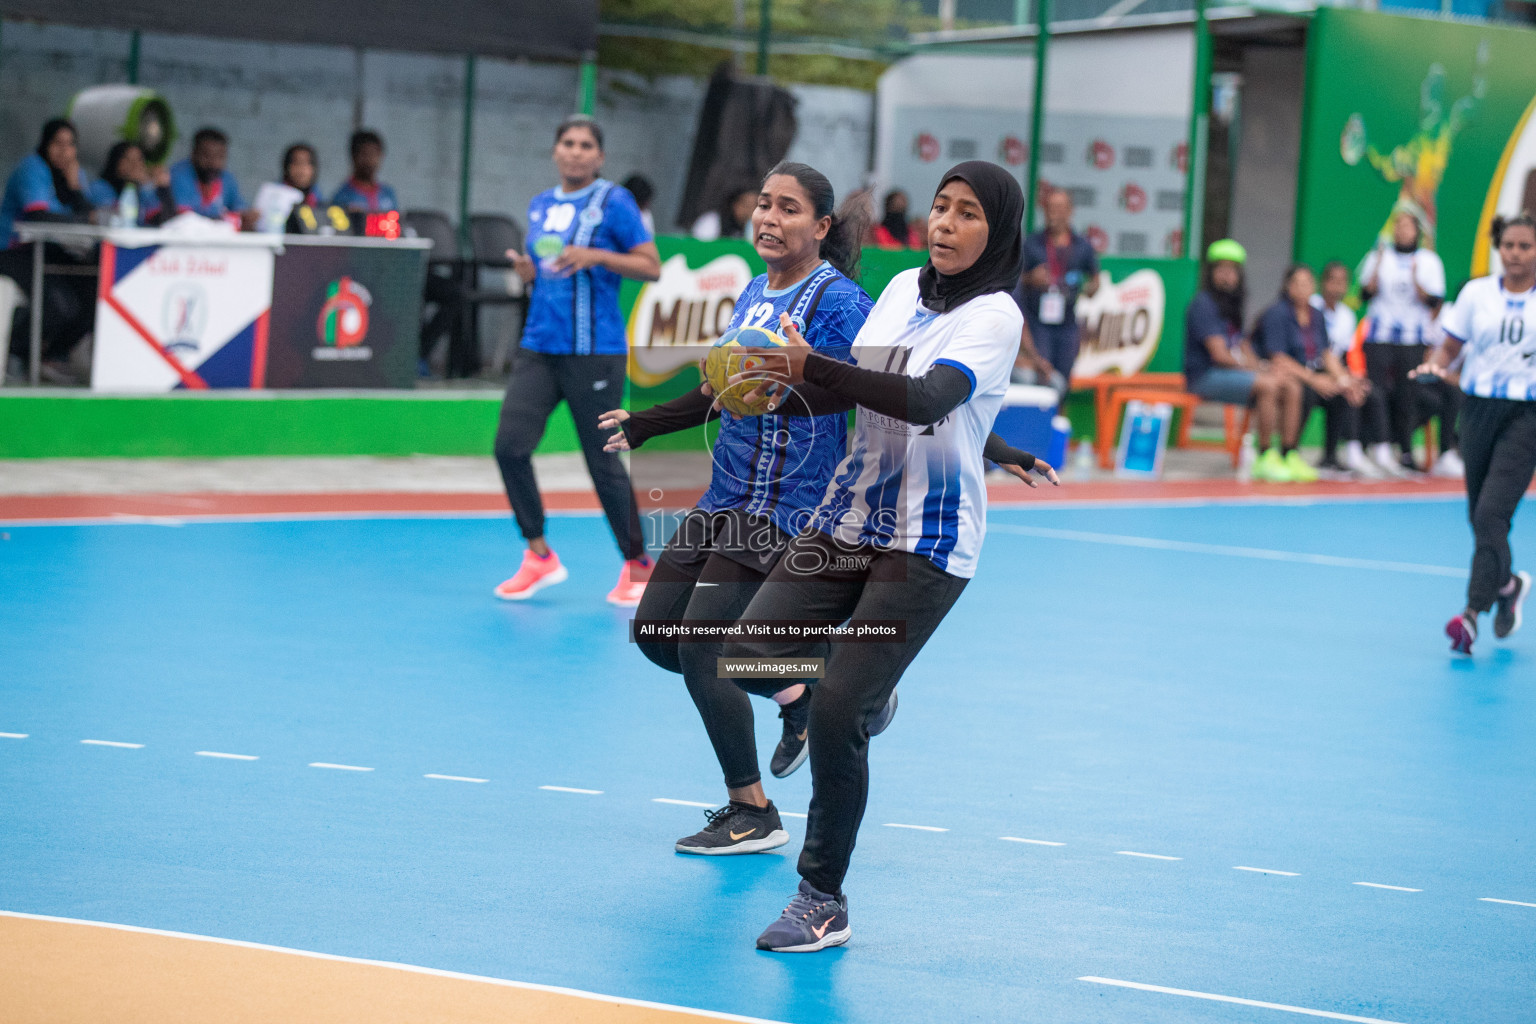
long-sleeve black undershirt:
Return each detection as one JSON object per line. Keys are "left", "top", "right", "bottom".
{"left": 619, "top": 370, "right": 1036, "bottom": 472}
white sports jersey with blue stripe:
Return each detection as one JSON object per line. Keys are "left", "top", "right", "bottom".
{"left": 1441, "top": 276, "right": 1536, "bottom": 401}
{"left": 809, "top": 268, "right": 1022, "bottom": 578}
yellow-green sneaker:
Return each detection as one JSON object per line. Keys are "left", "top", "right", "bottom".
{"left": 1253, "top": 447, "right": 1292, "bottom": 483}
{"left": 1284, "top": 450, "right": 1319, "bottom": 483}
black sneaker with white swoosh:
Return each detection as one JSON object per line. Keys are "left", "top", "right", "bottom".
{"left": 675, "top": 801, "right": 789, "bottom": 855}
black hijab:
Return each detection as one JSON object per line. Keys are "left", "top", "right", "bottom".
{"left": 916, "top": 161, "right": 1024, "bottom": 313}
{"left": 36, "top": 118, "right": 92, "bottom": 215}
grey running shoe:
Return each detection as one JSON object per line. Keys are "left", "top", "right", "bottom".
{"left": 1495, "top": 571, "right": 1532, "bottom": 639}
{"left": 770, "top": 697, "right": 811, "bottom": 778}
{"left": 756, "top": 879, "right": 850, "bottom": 952}
{"left": 675, "top": 801, "right": 788, "bottom": 855}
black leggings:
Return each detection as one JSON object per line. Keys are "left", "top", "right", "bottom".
{"left": 1460, "top": 396, "right": 1536, "bottom": 614}
{"left": 723, "top": 530, "right": 968, "bottom": 896}
{"left": 0, "top": 243, "right": 96, "bottom": 363}
{"left": 492, "top": 350, "right": 645, "bottom": 560}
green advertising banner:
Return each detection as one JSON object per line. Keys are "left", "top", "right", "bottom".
{"left": 622, "top": 236, "right": 1197, "bottom": 443}
{"left": 1296, "top": 8, "right": 1536, "bottom": 292}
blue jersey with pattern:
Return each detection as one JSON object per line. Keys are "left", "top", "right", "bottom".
{"left": 1, "top": 154, "right": 94, "bottom": 245}
{"left": 698, "top": 263, "right": 873, "bottom": 537}
{"left": 520, "top": 180, "right": 651, "bottom": 356}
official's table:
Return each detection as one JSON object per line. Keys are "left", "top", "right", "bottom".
{"left": 13, "top": 223, "right": 430, "bottom": 390}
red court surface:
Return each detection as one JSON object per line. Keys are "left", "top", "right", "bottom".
{"left": 0, "top": 478, "right": 1479, "bottom": 523}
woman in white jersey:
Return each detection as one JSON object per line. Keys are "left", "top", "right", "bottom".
{"left": 717, "top": 161, "right": 1055, "bottom": 952}
{"left": 1414, "top": 214, "right": 1536, "bottom": 655}
{"left": 1359, "top": 211, "right": 1447, "bottom": 474}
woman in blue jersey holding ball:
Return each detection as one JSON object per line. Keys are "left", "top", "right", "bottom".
{"left": 600, "top": 162, "right": 873, "bottom": 855}
{"left": 493, "top": 115, "right": 661, "bottom": 606}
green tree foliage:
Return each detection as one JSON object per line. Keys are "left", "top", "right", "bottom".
{"left": 599, "top": 0, "right": 940, "bottom": 89}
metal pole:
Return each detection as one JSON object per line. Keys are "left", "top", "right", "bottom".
{"left": 1024, "top": 0, "right": 1051, "bottom": 235}
{"left": 458, "top": 54, "right": 476, "bottom": 251}
{"left": 579, "top": 51, "right": 597, "bottom": 115}
{"left": 1182, "top": 0, "right": 1210, "bottom": 258}
{"left": 29, "top": 237, "right": 43, "bottom": 386}
{"left": 127, "top": 30, "right": 141, "bottom": 84}
{"left": 1013, "top": 0, "right": 1029, "bottom": 24}
{"left": 756, "top": 0, "right": 772, "bottom": 76}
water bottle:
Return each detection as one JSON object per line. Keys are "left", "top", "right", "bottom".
{"left": 1237, "top": 432, "right": 1257, "bottom": 483}
{"left": 117, "top": 185, "right": 139, "bottom": 228}
{"left": 1072, "top": 438, "right": 1095, "bottom": 477}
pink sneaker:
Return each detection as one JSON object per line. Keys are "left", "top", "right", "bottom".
{"left": 1446, "top": 613, "right": 1476, "bottom": 656}
{"left": 494, "top": 549, "right": 568, "bottom": 601}
{"left": 606, "top": 559, "right": 651, "bottom": 607}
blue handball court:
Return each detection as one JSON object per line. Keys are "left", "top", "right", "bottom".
{"left": 1, "top": 488, "right": 1533, "bottom": 1023}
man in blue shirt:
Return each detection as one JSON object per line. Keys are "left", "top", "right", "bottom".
{"left": 1013, "top": 187, "right": 1099, "bottom": 383}
{"left": 331, "top": 130, "right": 399, "bottom": 213}
{"left": 169, "top": 127, "right": 246, "bottom": 222}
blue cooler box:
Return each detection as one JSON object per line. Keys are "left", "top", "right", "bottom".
{"left": 990, "top": 384, "right": 1070, "bottom": 468}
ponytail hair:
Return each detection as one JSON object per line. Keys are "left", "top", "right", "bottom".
{"left": 762, "top": 161, "right": 865, "bottom": 281}
{"left": 1491, "top": 211, "right": 1536, "bottom": 248}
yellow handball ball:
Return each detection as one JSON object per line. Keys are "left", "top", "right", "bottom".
{"left": 704, "top": 325, "right": 788, "bottom": 417}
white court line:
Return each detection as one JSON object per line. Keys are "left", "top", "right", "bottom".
{"left": 1235, "top": 866, "right": 1299, "bottom": 876}
{"left": 883, "top": 823, "right": 948, "bottom": 832}
{"left": 427, "top": 774, "right": 488, "bottom": 783}
{"left": 781, "top": 812, "right": 807, "bottom": 819}
{"left": 1079, "top": 976, "right": 1408, "bottom": 1023}
{"left": 195, "top": 751, "right": 258, "bottom": 761}
{"left": 653, "top": 798, "right": 715, "bottom": 808}
{"left": 989, "top": 524, "right": 1469, "bottom": 578}
{"left": 0, "top": 911, "right": 790, "bottom": 1024}
{"left": 0, "top": 732, "right": 28, "bottom": 739}
{"left": 309, "top": 762, "right": 373, "bottom": 772}
{"left": 80, "top": 739, "right": 143, "bottom": 749}
{"left": 539, "top": 785, "right": 601, "bottom": 794}
{"left": 1001, "top": 837, "right": 1065, "bottom": 846}
{"left": 1354, "top": 882, "right": 1420, "bottom": 892}
{"left": 1480, "top": 897, "right": 1536, "bottom": 908}
{"left": 1118, "top": 850, "right": 1181, "bottom": 860}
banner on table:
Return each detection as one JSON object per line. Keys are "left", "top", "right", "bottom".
{"left": 91, "top": 241, "right": 273, "bottom": 392}
{"left": 264, "top": 243, "right": 428, "bottom": 388}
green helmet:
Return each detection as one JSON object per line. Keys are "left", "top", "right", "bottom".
{"left": 1206, "top": 238, "right": 1247, "bottom": 265}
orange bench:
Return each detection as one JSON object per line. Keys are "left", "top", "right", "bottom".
{"left": 1072, "top": 372, "right": 1250, "bottom": 469}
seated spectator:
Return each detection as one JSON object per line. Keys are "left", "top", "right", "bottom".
{"left": 1253, "top": 264, "right": 1368, "bottom": 484}
{"left": 691, "top": 184, "right": 756, "bottom": 242}
{"left": 169, "top": 127, "right": 246, "bottom": 222}
{"left": 1182, "top": 239, "right": 1289, "bottom": 480}
{"left": 281, "top": 143, "right": 324, "bottom": 208}
{"left": 89, "top": 141, "right": 175, "bottom": 227}
{"left": 331, "top": 130, "right": 399, "bottom": 213}
{"left": 621, "top": 174, "right": 656, "bottom": 236}
{"left": 871, "top": 189, "right": 923, "bottom": 249}
{"left": 1311, "top": 260, "right": 1388, "bottom": 477}
{"left": 0, "top": 118, "right": 99, "bottom": 378}
{"left": 1358, "top": 210, "right": 1445, "bottom": 475}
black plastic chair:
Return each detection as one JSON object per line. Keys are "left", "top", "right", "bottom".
{"left": 465, "top": 213, "right": 529, "bottom": 375}
{"left": 403, "top": 210, "right": 472, "bottom": 376}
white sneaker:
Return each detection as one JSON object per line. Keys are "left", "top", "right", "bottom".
{"left": 1432, "top": 449, "right": 1465, "bottom": 479}
{"left": 1342, "top": 441, "right": 1385, "bottom": 479}
{"left": 1370, "top": 443, "right": 1409, "bottom": 478}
